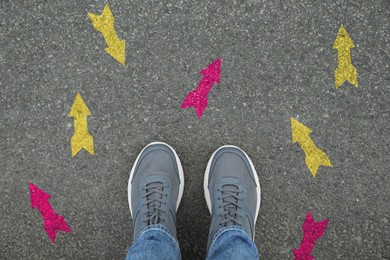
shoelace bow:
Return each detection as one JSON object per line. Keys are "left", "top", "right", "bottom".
{"left": 142, "top": 182, "right": 168, "bottom": 225}
{"left": 218, "top": 185, "right": 243, "bottom": 227}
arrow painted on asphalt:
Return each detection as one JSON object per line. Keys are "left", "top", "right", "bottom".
{"left": 88, "top": 4, "right": 125, "bottom": 65}
{"left": 293, "top": 211, "right": 329, "bottom": 260}
{"left": 69, "top": 93, "right": 94, "bottom": 157}
{"left": 30, "top": 183, "right": 71, "bottom": 243}
{"left": 291, "top": 118, "right": 333, "bottom": 177}
{"left": 181, "top": 58, "right": 221, "bottom": 118}
{"left": 333, "top": 25, "right": 358, "bottom": 89}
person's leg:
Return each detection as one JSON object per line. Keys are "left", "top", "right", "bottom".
{"left": 206, "top": 227, "right": 259, "bottom": 259}
{"left": 204, "top": 146, "right": 261, "bottom": 260}
{"left": 125, "top": 224, "right": 181, "bottom": 260}
{"left": 125, "top": 142, "right": 184, "bottom": 260}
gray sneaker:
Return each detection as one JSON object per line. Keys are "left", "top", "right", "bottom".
{"left": 128, "top": 142, "right": 185, "bottom": 241}
{"left": 204, "top": 145, "right": 261, "bottom": 249}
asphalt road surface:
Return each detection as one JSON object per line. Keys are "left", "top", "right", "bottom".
{"left": 1, "top": 0, "right": 389, "bottom": 259}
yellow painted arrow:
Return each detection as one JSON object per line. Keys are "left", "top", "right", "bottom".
{"left": 69, "top": 93, "right": 94, "bottom": 157}
{"left": 333, "top": 25, "right": 358, "bottom": 89}
{"left": 291, "top": 118, "right": 333, "bottom": 177}
{"left": 88, "top": 4, "right": 125, "bottom": 65}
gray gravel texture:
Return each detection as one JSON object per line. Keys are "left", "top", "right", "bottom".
{"left": 1, "top": 0, "right": 389, "bottom": 259}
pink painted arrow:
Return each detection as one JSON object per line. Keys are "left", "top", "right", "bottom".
{"left": 181, "top": 58, "right": 221, "bottom": 118}
{"left": 293, "top": 211, "right": 329, "bottom": 260}
{"left": 29, "top": 183, "right": 71, "bottom": 243}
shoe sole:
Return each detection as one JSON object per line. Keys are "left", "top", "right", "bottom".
{"left": 128, "top": 142, "right": 185, "bottom": 217}
{"left": 203, "top": 145, "right": 261, "bottom": 240}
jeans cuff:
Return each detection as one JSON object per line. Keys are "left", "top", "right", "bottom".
{"left": 136, "top": 224, "right": 175, "bottom": 241}
{"left": 209, "top": 225, "right": 249, "bottom": 248}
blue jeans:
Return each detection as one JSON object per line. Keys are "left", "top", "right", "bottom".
{"left": 125, "top": 224, "right": 259, "bottom": 260}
